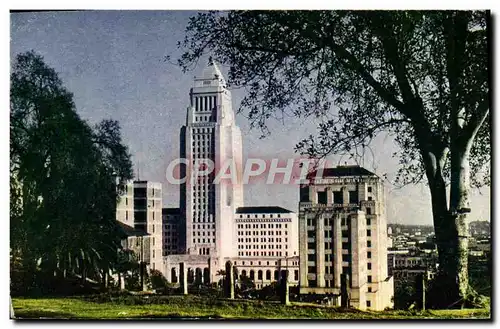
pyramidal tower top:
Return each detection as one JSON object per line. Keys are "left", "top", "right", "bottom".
{"left": 194, "top": 57, "right": 227, "bottom": 87}
{"left": 187, "top": 57, "right": 234, "bottom": 126}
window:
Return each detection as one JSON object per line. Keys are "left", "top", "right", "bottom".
{"left": 349, "top": 191, "right": 359, "bottom": 204}
{"left": 367, "top": 263, "right": 372, "bottom": 270}
{"left": 368, "top": 186, "right": 372, "bottom": 193}
{"left": 368, "top": 287, "right": 372, "bottom": 292}
{"left": 342, "top": 254, "right": 351, "bottom": 262}
{"left": 367, "top": 301, "right": 371, "bottom": 307}
{"left": 366, "top": 217, "right": 371, "bottom": 225}
{"left": 333, "top": 191, "right": 343, "bottom": 204}
{"left": 317, "top": 191, "right": 327, "bottom": 204}
{"left": 300, "top": 186, "right": 310, "bottom": 202}
{"left": 367, "top": 275, "right": 372, "bottom": 283}
{"left": 308, "top": 266, "right": 316, "bottom": 273}
{"left": 294, "top": 270, "right": 299, "bottom": 281}
{"left": 367, "top": 241, "right": 372, "bottom": 248}
{"left": 308, "top": 280, "right": 317, "bottom": 288}
{"left": 367, "top": 229, "right": 371, "bottom": 237}
{"left": 367, "top": 251, "right": 372, "bottom": 259}
{"left": 366, "top": 207, "right": 372, "bottom": 215}
{"left": 368, "top": 196, "right": 373, "bottom": 201}
{"left": 308, "top": 242, "right": 316, "bottom": 250}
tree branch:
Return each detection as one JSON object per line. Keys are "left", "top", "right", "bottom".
{"left": 461, "top": 98, "right": 489, "bottom": 145}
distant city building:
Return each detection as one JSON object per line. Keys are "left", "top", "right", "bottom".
{"left": 162, "top": 208, "right": 181, "bottom": 256}
{"left": 468, "top": 220, "right": 490, "bottom": 237}
{"left": 116, "top": 182, "right": 134, "bottom": 226}
{"left": 117, "top": 221, "right": 151, "bottom": 265}
{"left": 116, "top": 180, "right": 163, "bottom": 271}
{"left": 298, "top": 165, "right": 393, "bottom": 311}
{"left": 233, "top": 206, "right": 299, "bottom": 288}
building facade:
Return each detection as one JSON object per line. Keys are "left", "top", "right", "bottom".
{"left": 116, "top": 182, "right": 134, "bottom": 226}
{"left": 179, "top": 59, "right": 244, "bottom": 264}
{"left": 298, "top": 166, "right": 393, "bottom": 310}
{"left": 162, "top": 61, "right": 298, "bottom": 288}
{"left": 116, "top": 180, "right": 163, "bottom": 271}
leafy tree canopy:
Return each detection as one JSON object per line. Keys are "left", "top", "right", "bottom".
{"left": 10, "top": 51, "right": 133, "bottom": 294}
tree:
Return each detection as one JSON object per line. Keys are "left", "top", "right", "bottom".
{"left": 177, "top": 11, "right": 490, "bottom": 307}
{"left": 10, "top": 51, "right": 133, "bottom": 294}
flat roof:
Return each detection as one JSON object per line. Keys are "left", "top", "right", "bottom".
{"left": 117, "top": 221, "right": 149, "bottom": 237}
{"left": 308, "top": 165, "right": 377, "bottom": 178}
{"left": 236, "top": 206, "right": 293, "bottom": 214}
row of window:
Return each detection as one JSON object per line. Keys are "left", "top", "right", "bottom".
{"left": 238, "top": 230, "right": 288, "bottom": 236}
{"left": 192, "top": 217, "right": 214, "bottom": 223}
{"left": 193, "top": 95, "right": 217, "bottom": 112}
{"left": 191, "top": 127, "right": 212, "bottom": 134}
{"left": 307, "top": 262, "right": 372, "bottom": 274}
{"left": 199, "top": 247, "right": 210, "bottom": 255}
{"left": 235, "top": 260, "right": 299, "bottom": 266}
{"left": 193, "top": 230, "right": 214, "bottom": 236}
{"left": 238, "top": 251, "right": 288, "bottom": 257}
{"left": 192, "top": 133, "right": 212, "bottom": 140}
{"left": 239, "top": 214, "right": 283, "bottom": 219}
{"left": 193, "top": 238, "right": 215, "bottom": 244}
{"left": 193, "top": 224, "right": 215, "bottom": 230}
{"left": 238, "top": 223, "right": 287, "bottom": 229}
{"left": 238, "top": 237, "right": 286, "bottom": 243}
{"left": 306, "top": 214, "right": 373, "bottom": 227}
{"left": 315, "top": 190, "right": 376, "bottom": 205}
{"left": 238, "top": 244, "right": 288, "bottom": 250}
{"left": 236, "top": 269, "right": 299, "bottom": 282}
{"left": 193, "top": 115, "right": 214, "bottom": 122}
{"left": 306, "top": 229, "right": 371, "bottom": 239}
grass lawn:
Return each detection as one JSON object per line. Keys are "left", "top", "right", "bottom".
{"left": 11, "top": 295, "right": 491, "bottom": 320}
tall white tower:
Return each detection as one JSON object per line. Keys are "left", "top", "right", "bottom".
{"left": 180, "top": 60, "right": 243, "bottom": 262}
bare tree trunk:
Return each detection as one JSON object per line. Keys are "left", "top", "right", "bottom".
{"left": 426, "top": 145, "right": 471, "bottom": 308}
{"left": 448, "top": 144, "right": 473, "bottom": 305}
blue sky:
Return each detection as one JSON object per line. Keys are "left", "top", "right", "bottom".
{"left": 10, "top": 10, "right": 491, "bottom": 225}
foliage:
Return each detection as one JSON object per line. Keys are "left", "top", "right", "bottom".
{"left": 237, "top": 274, "right": 256, "bottom": 292}
{"left": 10, "top": 51, "right": 133, "bottom": 296}
{"left": 177, "top": 10, "right": 490, "bottom": 307}
{"left": 393, "top": 279, "right": 417, "bottom": 310}
{"left": 178, "top": 10, "right": 489, "bottom": 187}
{"left": 149, "top": 269, "right": 171, "bottom": 292}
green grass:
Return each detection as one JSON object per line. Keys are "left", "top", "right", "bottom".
{"left": 11, "top": 296, "right": 491, "bottom": 320}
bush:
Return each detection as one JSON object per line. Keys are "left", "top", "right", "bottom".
{"left": 149, "top": 269, "right": 170, "bottom": 293}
